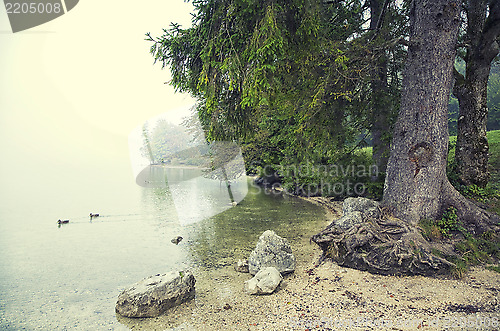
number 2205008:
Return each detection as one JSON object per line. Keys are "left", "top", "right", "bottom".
{"left": 5, "top": 2, "right": 62, "bottom": 14}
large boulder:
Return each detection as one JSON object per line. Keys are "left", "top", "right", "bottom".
{"left": 248, "top": 230, "right": 295, "bottom": 275}
{"left": 335, "top": 211, "right": 364, "bottom": 230}
{"left": 245, "top": 267, "right": 283, "bottom": 295}
{"left": 333, "top": 198, "right": 381, "bottom": 230}
{"left": 342, "top": 197, "right": 380, "bottom": 219}
{"left": 115, "top": 270, "right": 195, "bottom": 318}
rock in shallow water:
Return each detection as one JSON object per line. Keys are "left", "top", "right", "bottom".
{"left": 245, "top": 267, "right": 282, "bottom": 295}
{"left": 248, "top": 230, "right": 295, "bottom": 275}
{"left": 115, "top": 270, "right": 195, "bottom": 318}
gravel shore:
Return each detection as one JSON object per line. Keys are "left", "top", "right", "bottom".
{"left": 121, "top": 198, "right": 500, "bottom": 330}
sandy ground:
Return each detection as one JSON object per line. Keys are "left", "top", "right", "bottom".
{"left": 119, "top": 199, "right": 500, "bottom": 331}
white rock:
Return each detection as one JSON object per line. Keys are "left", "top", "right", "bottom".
{"left": 335, "top": 211, "right": 364, "bottom": 230}
{"left": 335, "top": 198, "right": 381, "bottom": 230}
{"left": 245, "top": 267, "right": 282, "bottom": 295}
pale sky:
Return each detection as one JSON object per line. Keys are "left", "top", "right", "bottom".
{"left": 0, "top": 1, "right": 196, "bottom": 198}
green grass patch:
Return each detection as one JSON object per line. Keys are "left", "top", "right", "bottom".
{"left": 486, "top": 265, "right": 500, "bottom": 273}
{"left": 421, "top": 202, "right": 500, "bottom": 278}
{"left": 443, "top": 234, "right": 500, "bottom": 278}
{"left": 455, "top": 238, "right": 491, "bottom": 265}
{"left": 448, "top": 256, "right": 469, "bottom": 279}
{"left": 419, "top": 219, "right": 443, "bottom": 241}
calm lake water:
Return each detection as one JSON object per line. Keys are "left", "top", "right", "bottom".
{"left": 0, "top": 166, "right": 327, "bottom": 330}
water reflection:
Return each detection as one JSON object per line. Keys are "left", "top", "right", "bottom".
{"left": 116, "top": 181, "right": 328, "bottom": 330}
{"left": 137, "top": 166, "right": 247, "bottom": 225}
{"left": 0, "top": 173, "right": 326, "bottom": 330}
{"left": 185, "top": 183, "right": 326, "bottom": 270}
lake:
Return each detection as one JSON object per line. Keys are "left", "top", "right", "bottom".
{"left": 0, "top": 166, "right": 327, "bottom": 330}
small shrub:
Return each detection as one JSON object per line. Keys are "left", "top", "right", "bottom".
{"left": 419, "top": 219, "right": 442, "bottom": 241}
{"left": 459, "top": 184, "right": 499, "bottom": 203}
{"left": 437, "top": 207, "right": 460, "bottom": 238}
{"left": 446, "top": 255, "right": 468, "bottom": 279}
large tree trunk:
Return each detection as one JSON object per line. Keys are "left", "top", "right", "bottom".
{"left": 453, "top": 0, "right": 500, "bottom": 188}
{"left": 383, "top": 0, "right": 462, "bottom": 224}
{"left": 383, "top": 0, "right": 499, "bottom": 232}
{"left": 370, "top": 0, "right": 392, "bottom": 174}
{"left": 312, "top": 0, "right": 499, "bottom": 276}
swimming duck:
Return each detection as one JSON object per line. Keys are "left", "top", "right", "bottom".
{"left": 171, "top": 236, "right": 183, "bottom": 245}
{"left": 57, "top": 219, "right": 69, "bottom": 224}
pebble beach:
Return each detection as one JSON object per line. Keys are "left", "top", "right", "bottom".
{"left": 120, "top": 199, "right": 500, "bottom": 330}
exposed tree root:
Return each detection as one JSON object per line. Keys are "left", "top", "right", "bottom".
{"left": 311, "top": 208, "right": 455, "bottom": 276}
{"left": 312, "top": 193, "right": 500, "bottom": 277}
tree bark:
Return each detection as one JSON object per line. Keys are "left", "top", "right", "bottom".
{"left": 453, "top": 0, "right": 500, "bottom": 188}
{"left": 312, "top": 0, "right": 499, "bottom": 276}
{"left": 383, "top": 0, "right": 499, "bottom": 233}
{"left": 384, "top": 0, "right": 462, "bottom": 224}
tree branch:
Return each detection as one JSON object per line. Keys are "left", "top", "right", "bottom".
{"left": 467, "top": 0, "right": 500, "bottom": 63}
{"left": 452, "top": 66, "right": 467, "bottom": 99}
{"left": 483, "top": 0, "right": 500, "bottom": 44}
{"left": 369, "top": 0, "right": 391, "bottom": 42}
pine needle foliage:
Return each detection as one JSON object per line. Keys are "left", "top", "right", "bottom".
{"left": 146, "top": 0, "right": 408, "bottom": 196}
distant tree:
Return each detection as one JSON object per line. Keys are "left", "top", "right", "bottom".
{"left": 452, "top": 0, "right": 500, "bottom": 187}
{"left": 448, "top": 60, "right": 500, "bottom": 135}
{"left": 142, "top": 120, "right": 191, "bottom": 164}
